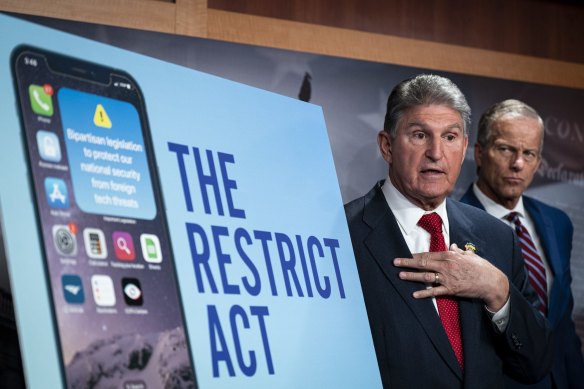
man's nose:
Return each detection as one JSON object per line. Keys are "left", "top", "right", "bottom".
{"left": 510, "top": 153, "right": 525, "bottom": 170}
{"left": 426, "top": 138, "right": 443, "bottom": 160}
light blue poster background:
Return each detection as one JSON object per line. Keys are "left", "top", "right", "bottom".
{"left": 0, "top": 14, "right": 381, "bottom": 388}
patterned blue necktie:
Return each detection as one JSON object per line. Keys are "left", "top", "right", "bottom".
{"left": 505, "top": 212, "right": 547, "bottom": 315}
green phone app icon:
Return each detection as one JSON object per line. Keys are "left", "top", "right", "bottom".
{"left": 140, "top": 233, "right": 162, "bottom": 263}
{"left": 29, "top": 84, "right": 53, "bottom": 116}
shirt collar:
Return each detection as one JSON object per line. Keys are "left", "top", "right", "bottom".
{"left": 472, "top": 182, "right": 526, "bottom": 220}
{"left": 382, "top": 177, "right": 449, "bottom": 236}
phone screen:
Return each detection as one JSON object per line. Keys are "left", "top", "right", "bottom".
{"left": 11, "top": 46, "right": 196, "bottom": 389}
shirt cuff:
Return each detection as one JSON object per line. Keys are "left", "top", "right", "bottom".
{"left": 485, "top": 297, "right": 510, "bottom": 333}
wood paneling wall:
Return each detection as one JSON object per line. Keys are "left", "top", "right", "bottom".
{"left": 209, "top": 0, "right": 584, "bottom": 64}
{"left": 0, "top": 0, "right": 583, "bottom": 89}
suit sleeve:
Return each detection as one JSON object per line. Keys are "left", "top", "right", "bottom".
{"left": 557, "top": 214, "right": 584, "bottom": 386}
{"left": 496, "top": 228, "right": 554, "bottom": 384}
{"left": 563, "top": 293, "right": 584, "bottom": 386}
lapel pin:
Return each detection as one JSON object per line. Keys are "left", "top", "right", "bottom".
{"left": 464, "top": 242, "right": 477, "bottom": 253}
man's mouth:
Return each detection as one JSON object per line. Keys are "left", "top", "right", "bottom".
{"left": 504, "top": 177, "right": 523, "bottom": 184}
{"left": 420, "top": 168, "right": 444, "bottom": 175}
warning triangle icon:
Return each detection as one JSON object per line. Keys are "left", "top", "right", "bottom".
{"left": 94, "top": 104, "right": 112, "bottom": 128}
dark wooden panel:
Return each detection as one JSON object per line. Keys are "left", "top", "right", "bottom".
{"left": 209, "top": 0, "right": 584, "bottom": 64}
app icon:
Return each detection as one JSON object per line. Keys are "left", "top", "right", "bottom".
{"left": 53, "top": 225, "right": 77, "bottom": 256}
{"left": 62, "top": 274, "right": 84, "bottom": 304}
{"left": 36, "top": 130, "right": 61, "bottom": 162}
{"left": 29, "top": 84, "right": 53, "bottom": 116}
{"left": 122, "top": 278, "right": 143, "bottom": 306}
{"left": 91, "top": 275, "right": 116, "bottom": 307}
{"left": 140, "top": 234, "right": 162, "bottom": 263}
{"left": 45, "top": 177, "right": 69, "bottom": 209}
{"left": 113, "top": 231, "right": 135, "bottom": 261}
{"left": 93, "top": 104, "right": 112, "bottom": 128}
{"left": 84, "top": 228, "right": 107, "bottom": 259}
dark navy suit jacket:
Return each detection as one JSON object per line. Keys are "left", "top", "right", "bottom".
{"left": 345, "top": 182, "right": 552, "bottom": 388}
{"left": 461, "top": 185, "right": 584, "bottom": 389}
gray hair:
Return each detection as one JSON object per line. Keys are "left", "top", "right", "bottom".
{"left": 477, "top": 99, "right": 544, "bottom": 151}
{"left": 383, "top": 74, "right": 471, "bottom": 137}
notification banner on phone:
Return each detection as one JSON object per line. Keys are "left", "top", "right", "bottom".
{"left": 59, "top": 87, "right": 156, "bottom": 220}
{"left": 0, "top": 14, "right": 381, "bottom": 389}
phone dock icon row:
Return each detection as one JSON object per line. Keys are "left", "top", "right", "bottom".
{"left": 53, "top": 225, "right": 162, "bottom": 263}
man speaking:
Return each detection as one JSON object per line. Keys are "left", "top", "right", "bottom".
{"left": 345, "top": 74, "right": 552, "bottom": 388}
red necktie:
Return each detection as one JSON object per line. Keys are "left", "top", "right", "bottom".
{"left": 418, "top": 212, "right": 464, "bottom": 369}
{"left": 505, "top": 212, "right": 548, "bottom": 315}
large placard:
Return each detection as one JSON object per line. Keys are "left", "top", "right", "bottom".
{"left": 0, "top": 14, "right": 380, "bottom": 388}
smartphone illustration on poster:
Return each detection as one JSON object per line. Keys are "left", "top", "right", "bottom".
{"left": 11, "top": 45, "right": 196, "bottom": 388}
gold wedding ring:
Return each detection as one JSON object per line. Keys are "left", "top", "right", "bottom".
{"left": 434, "top": 273, "right": 440, "bottom": 284}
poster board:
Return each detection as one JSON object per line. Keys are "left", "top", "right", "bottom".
{"left": 0, "top": 14, "right": 381, "bottom": 388}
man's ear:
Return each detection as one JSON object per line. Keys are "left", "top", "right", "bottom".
{"left": 462, "top": 135, "right": 469, "bottom": 165}
{"left": 474, "top": 143, "right": 482, "bottom": 169}
{"left": 378, "top": 130, "right": 392, "bottom": 163}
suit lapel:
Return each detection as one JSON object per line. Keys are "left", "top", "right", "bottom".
{"left": 447, "top": 199, "right": 489, "bottom": 265}
{"left": 362, "top": 186, "right": 463, "bottom": 380}
{"left": 460, "top": 185, "right": 484, "bottom": 210}
{"left": 447, "top": 199, "right": 490, "bottom": 384}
